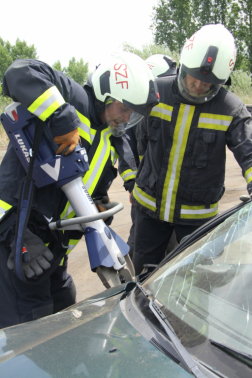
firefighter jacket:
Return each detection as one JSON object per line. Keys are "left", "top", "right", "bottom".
{"left": 0, "top": 59, "right": 132, "bottom": 262}
{"left": 133, "top": 76, "right": 252, "bottom": 226}
{"left": 118, "top": 126, "right": 139, "bottom": 193}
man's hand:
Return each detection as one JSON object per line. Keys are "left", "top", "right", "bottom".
{"left": 54, "top": 128, "right": 81, "bottom": 155}
{"left": 94, "top": 196, "right": 113, "bottom": 225}
{"left": 129, "top": 192, "right": 133, "bottom": 204}
{"left": 7, "top": 228, "right": 54, "bottom": 279}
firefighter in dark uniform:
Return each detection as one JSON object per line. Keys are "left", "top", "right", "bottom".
{"left": 0, "top": 52, "right": 159, "bottom": 328}
{"left": 132, "top": 24, "right": 252, "bottom": 275}
{"left": 118, "top": 54, "right": 177, "bottom": 259}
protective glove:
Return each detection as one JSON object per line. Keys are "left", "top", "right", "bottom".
{"left": 54, "top": 128, "right": 81, "bottom": 156}
{"left": 7, "top": 228, "right": 54, "bottom": 279}
{"left": 94, "top": 196, "right": 113, "bottom": 226}
{"left": 129, "top": 192, "right": 133, "bottom": 204}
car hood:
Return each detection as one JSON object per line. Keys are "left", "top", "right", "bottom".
{"left": 0, "top": 286, "right": 189, "bottom": 378}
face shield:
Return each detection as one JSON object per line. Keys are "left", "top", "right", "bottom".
{"left": 178, "top": 67, "right": 222, "bottom": 104}
{"left": 105, "top": 98, "right": 143, "bottom": 137}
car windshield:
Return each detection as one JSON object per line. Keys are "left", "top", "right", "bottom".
{"left": 142, "top": 202, "right": 252, "bottom": 376}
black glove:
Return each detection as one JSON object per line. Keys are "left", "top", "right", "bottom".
{"left": 7, "top": 228, "right": 54, "bottom": 279}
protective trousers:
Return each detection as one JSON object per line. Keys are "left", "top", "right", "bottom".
{"left": 0, "top": 243, "right": 76, "bottom": 329}
{"left": 133, "top": 205, "right": 199, "bottom": 275}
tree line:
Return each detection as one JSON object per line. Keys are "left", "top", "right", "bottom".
{"left": 151, "top": 0, "right": 252, "bottom": 72}
{"left": 0, "top": 38, "right": 89, "bottom": 88}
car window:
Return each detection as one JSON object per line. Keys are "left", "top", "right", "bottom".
{"left": 143, "top": 202, "right": 252, "bottom": 375}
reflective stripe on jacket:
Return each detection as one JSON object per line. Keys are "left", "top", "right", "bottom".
{"left": 134, "top": 76, "right": 252, "bottom": 226}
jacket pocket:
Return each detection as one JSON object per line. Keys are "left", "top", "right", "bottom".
{"left": 192, "top": 130, "right": 216, "bottom": 168}
{"left": 191, "top": 186, "right": 225, "bottom": 204}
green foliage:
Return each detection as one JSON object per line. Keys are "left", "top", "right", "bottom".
{"left": 52, "top": 57, "right": 89, "bottom": 86}
{"left": 122, "top": 42, "right": 179, "bottom": 62}
{"left": 227, "top": 70, "right": 252, "bottom": 96}
{"left": 0, "top": 37, "right": 37, "bottom": 84}
{"left": 151, "top": 0, "right": 252, "bottom": 72}
{"left": 52, "top": 60, "right": 63, "bottom": 72}
{"left": 0, "top": 95, "right": 12, "bottom": 145}
{"left": 0, "top": 44, "right": 13, "bottom": 85}
{"left": 10, "top": 39, "right": 37, "bottom": 61}
{"left": 64, "top": 58, "right": 89, "bottom": 86}
{"left": 152, "top": 0, "right": 196, "bottom": 52}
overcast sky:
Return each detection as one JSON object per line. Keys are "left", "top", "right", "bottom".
{"left": 1, "top": 0, "right": 159, "bottom": 72}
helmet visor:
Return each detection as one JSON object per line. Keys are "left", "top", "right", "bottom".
{"left": 178, "top": 67, "right": 222, "bottom": 104}
{"left": 105, "top": 98, "right": 143, "bottom": 137}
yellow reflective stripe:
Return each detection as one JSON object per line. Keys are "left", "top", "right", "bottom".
{"left": 84, "top": 128, "right": 112, "bottom": 196}
{"left": 151, "top": 103, "right": 173, "bottom": 121}
{"left": 59, "top": 239, "right": 80, "bottom": 266}
{"left": 61, "top": 129, "right": 112, "bottom": 220}
{"left": 110, "top": 146, "right": 118, "bottom": 166}
{"left": 244, "top": 167, "right": 252, "bottom": 184}
{"left": 133, "top": 183, "right": 156, "bottom": 212}
{"left": 28, "top": 86, "right": 65, "bottom": 121}
{"left": 139, "top": 155, "right": 143, "bottom": 161}
{"left": 0, "top": 200, "right": 12, "bottom": 218}
{"left": 181, "top": 203, "right": 218, "bottom": 219}
{"left": 120, "top": 169, "right": 137, "bottom": 181}
{"left": 198, "top": 113, "right": 233, "bottom": 131}
{"left": 76, "top": 110, "right": 96, "bottom": 145}
{"left": 160, "top": 104, "right": 195, "bottom": 222}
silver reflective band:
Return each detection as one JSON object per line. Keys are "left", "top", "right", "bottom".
{"left": 181, "top": 205, "right": 218, "bottom": 215}
{"left": 32, "top": 92, "right": 62, "bottom": 118}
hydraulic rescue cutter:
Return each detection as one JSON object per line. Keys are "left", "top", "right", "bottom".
{"left": 1, "top": 103, "right": 135, "bottom": 288}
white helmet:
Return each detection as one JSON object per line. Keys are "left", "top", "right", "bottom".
{"left": 145, "top": 54, "right": 177, "bottom": 78}
{"left": 91, "top": 52, "right": 159, "bottom": 136}
{"left": 178, "top": 24, "right": 236, "bottom": 104}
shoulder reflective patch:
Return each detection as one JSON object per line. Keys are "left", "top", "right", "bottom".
{"left": 40, "top": 158, "right": 61, "bottom": 181}
{"left": 198, "top": 113, "right": 233, "bottom": 131}
{"left": 150, "top": 103, "right": 173, "bottom": 122}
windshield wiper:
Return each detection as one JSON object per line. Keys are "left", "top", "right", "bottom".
{"left": 210, "top": 339, "right": 252, "bottom": 367}
{"left": 136, "top": 283, "right": 206, "bottom": 378}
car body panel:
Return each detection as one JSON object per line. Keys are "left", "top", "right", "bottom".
{"left": 0, "top": 292, "right": 190, "bottom": 378}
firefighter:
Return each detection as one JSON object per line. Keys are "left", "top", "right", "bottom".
{"left": 118, "top": 54, "right": 177, "bottom": 259}
{"left": 132, "top": 24, "right": 252, "bottom": 275}
{"left": 0, "top": 52, "right": 159, "bottom": 328}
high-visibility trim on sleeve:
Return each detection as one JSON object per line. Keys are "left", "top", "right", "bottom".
{"left": 133, "top": 183, "right": 156, "bottom": 212}
{"left": 244, "top": 167, "right": 252, "bottom": 184}
{"left": 120, "top": 169, "right": 137, "bottom": 182}
{"left": 139, "top": 155, "right": 143, "bottom": 162}
{"left": 150, "top": 103, "right": 173, "bottom": 122}
{"left": 180, "top": 203, "right": 218, "bottom": 219}
{"left": 28, "top": 86, "right": 65, "bottom": 121}
{"left": 0, "top": 199, "right": 12, "bottom": 219}
{"left": 198, "top": 113, "right": 233, "bottom": 131}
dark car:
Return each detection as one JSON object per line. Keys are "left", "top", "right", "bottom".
{"left": 0, "top": 199, "right": 252, "bottom": 378}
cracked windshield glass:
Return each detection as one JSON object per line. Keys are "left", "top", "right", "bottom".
{"left": 143, "top": 202, "right": 252, "bottom": 374}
